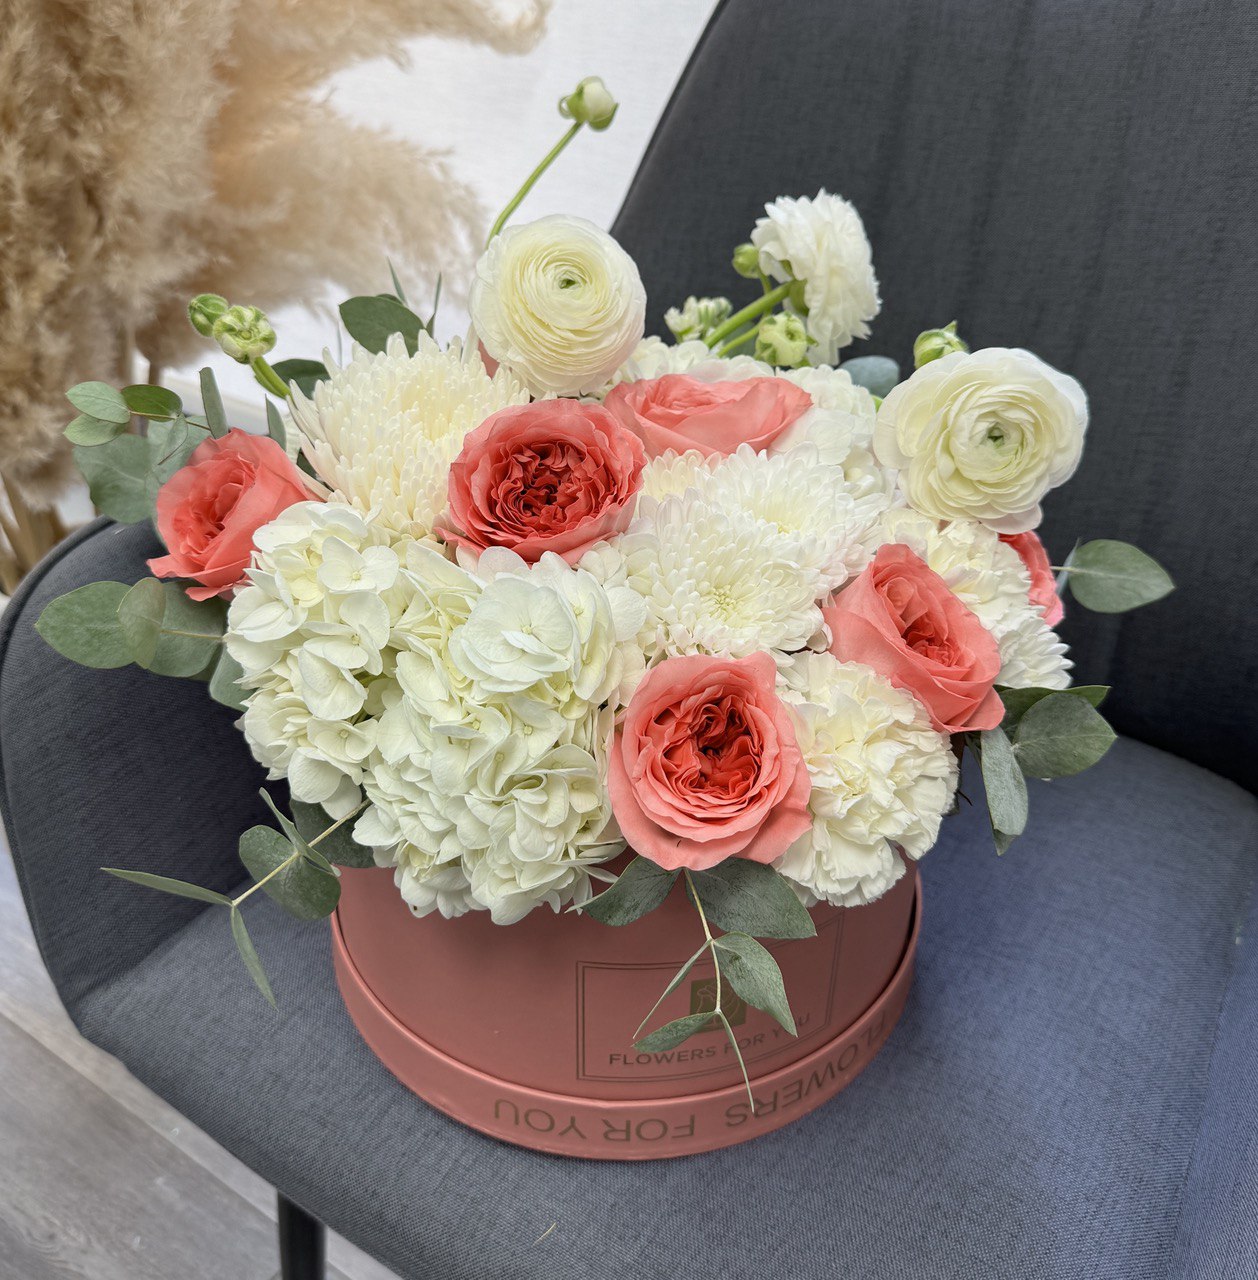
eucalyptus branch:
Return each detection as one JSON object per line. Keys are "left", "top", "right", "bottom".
{"left": 231, "top": 848, "right": 300, "bottom": 909}
{"left": 309, "top": 801, "right": 368, "bottom": 847}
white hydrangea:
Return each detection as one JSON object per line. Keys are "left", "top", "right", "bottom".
{"left": 288, "top": 332, "right": 528, "bottom": 540}
{"left": 878, "top": 508, "right": 1072, "bottom": 688}
{"left": 774, "top": 653, "right": 957, "bottom": 908}
{"left": 226, "top": 501, "right": 640, "bottom": 923}
{"left": 751, "top": 190, "right": 881, "bottom": 364}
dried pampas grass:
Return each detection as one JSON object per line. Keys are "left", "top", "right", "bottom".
{"left": 0, "top": 0, "right": 547, "bottom": 566}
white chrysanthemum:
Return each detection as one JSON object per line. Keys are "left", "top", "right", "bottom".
{"left": 751, "top": 190, "right": 881, "bottom": 364}
{"left": 773, "top": 364, "right": 880, "bottom": 471}
{"left": 877, "top": 508, "right": 1072, "bottom": 688}
{"left": 617, "top": 492, "right": 823, "bottom": 660}
{"left": 638, "top": 449, "right": 714, "bottom": 502}
{"left": 288, "top": 332, "right": 528, "bottom": 540}
{"left": 774, "top": 653, "right": 957, "bottom": 908}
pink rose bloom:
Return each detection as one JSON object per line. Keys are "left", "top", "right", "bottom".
{"left": 1000, "top": 531, "right": 1065, "bottom": 626}
{"left": 603, "top": 373, "right": 812, "bottom": 458}
{"left": 148, "top": 428, "right": 315, "bottom": 601}
{"left": 608, "top": 652, "right": 813, "bottom": 872}
{"left": 824, "top": 544, "right": 1003, "bottom": 734}
{"left": 441, "top": 400, "right": 645, "bottom": 564}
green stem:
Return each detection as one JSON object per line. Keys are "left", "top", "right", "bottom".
{"left": 251, "top": 356, "right": 291, "bottom": 399}
{"left": 309, "top": 802, "right": 367, "bottom": 848}
{"left": 702, "top": 282, "right": 791, "bottom": 349}
{"left": 715, "top": 322, "right": 762, "bottom": 358}
{"left": 486, "top": 122, "right": 583, "bottom": 246}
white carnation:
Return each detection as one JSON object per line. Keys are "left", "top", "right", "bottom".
{"left": 751, "top": 190, "right": 881, "bottom": 364}
{"left": 994, "top": 610, "right": 1072, "bottom": 690}
{"left": 775, "top": 653, "right": 957, "bottom": 908}
{"left": 289, "top": 333, "right": 527, "bottom": 541}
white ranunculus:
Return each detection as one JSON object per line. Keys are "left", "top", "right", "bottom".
{"left": 470, "top": 214, "right": 646, "bottom": 396}
{"left": 874, "top": 347, "right": 1088, "bottom": 533}
{"left": 751, "top": 190, "right": 881, "bottom": 364}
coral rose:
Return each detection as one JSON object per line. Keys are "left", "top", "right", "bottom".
{"left": 607, "top": 652, "right": 813, "bottom": 872}
{"left": 1000, "top": 531, "right": 1065, "bottom": 626}
{"left": 603, "top": 373, "right": 812, "bottom": 458}
{"left": 148, "top": 428, "right": 315, "bottom": 601}
{"left": 440, "top": 400, "right": 645, "bottom": 564}
{"left": 824, "top": 544, "right": 1003, "bottom": 734}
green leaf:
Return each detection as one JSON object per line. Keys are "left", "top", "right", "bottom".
{"left": 35, "top": 581, "right": 132, "bottom": 668}
{"left": 264, "top": 398, "right": 287, "bottom": 451}
{"left": 237, "top": 826, "right": 340, "bottom": 920}
{"left": 65, "top": 413, "right": 128, "bottom": 446}
{"left": 208, "top": 649, "right": 249, "bottom": 713}
{"left": 688, "top": 861, "right": 816, "bottom": 940}
{"left": 978, "top": 726, "right": 1028, "bottom": 837}
{"left": 291, "top": 799, "right": 375, "bottom": 868}
{"left": 230, "top": 907, "right": 276, "bottom": 1007}
{"left": 122, "top": 384, "right": 182, "bottom": 419}
{"left": 387, "top": 258, "right": 409, "bottom": 306}
{"left": 116, "top": 577, "right": 166, "bottom": 667}
{"left": 199, "top": 367, "right": 228, "bottom": 437}
{"left": 713, "top": 932, "right": 796, "bottom": 1035}
{"left": 634, "top": 1012, "right": 715, "bottom": 1053}
{"left": 1000, "top": 684, "right": 1108, "bottom": 728}
{"left": 148, "top": 416, "right": 210, "bottom": 494}
{"left": 426, "top": 273, "right": 443, "bottom": 333}
{"left": 339, "top": 295, "right": 424, "bottom": 356}
{"left": 255, "top": 791, "right": 337, "bottom": 874}
{"left": 993, "top": 829, "right": 1017, "bottom": 856}
{"left": 583, "top": 856, "right": 678, "bottom": 926}
{"left": 75, "top": 435, "right": 153, "bottom": 523}
{"left": 1061, "top": 540, "right": 1174, "bottom": 613}
{"left": 634, "top": 942, "right": 710, "bottom": 1038}
{"left": 270, "top": 358, "right": 329, "bottom": 399}
{"left": 66, "top": 380, "right": 129, "bottom": 425}
{"left": 103, "top": 868, "right": 231, "bottom": 905}
{"left": 1013, "top": 692, "right": 1117, "bottom": 778}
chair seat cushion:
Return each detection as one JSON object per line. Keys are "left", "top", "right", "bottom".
{"left": 68, "top": 734, "right": 1258, "bottom": 1279}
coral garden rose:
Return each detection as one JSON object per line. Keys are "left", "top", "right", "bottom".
{"left": 148, "top": 428, "right": 315, "bottom": 601}
{"left": 608, "top": 651, "right": 813, "bottom": 872}
{"left": 440, "top": 400, "right": 645, "bottom": 564}
{"left": 1000, "top": 530, "right": 1065, "bottom": 626}
{"left": 824, "top": 544, "right": 1003, "bottom": 734}
{"left": 603, "top": 372, "right": 813, "bottom": 458}
{"left": 470, "top": 214, "right": 646, "bottom": 397}
{"left": 873, "top": 347, "right": 1088, "bottom": 533}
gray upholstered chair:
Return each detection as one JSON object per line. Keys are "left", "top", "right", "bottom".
{"left": 3, "top": 1, "right": 1257, "bottom": 1276}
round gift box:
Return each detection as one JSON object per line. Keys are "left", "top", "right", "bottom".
{"left": 332, "top": 863, "right": 919, "bottom": 1160}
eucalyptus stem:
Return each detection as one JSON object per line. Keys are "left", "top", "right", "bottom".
{"left": 702, "top": 282, "right": 792, "bottom": 349}
{"left": 486, "top": 122, "right": 582, "bottom": 245}
{"left": 309, "top": 801, "right": 367, "bottom": 847}
{"left": 251, "top": 356, "right": 291, "bottom": 399}
{"left": 232, "top": 848, "right": 300, "bottom": 909}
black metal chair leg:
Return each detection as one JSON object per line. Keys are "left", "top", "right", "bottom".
{"left": 278, "top": 1191, "right": 327, "bottom": 1280}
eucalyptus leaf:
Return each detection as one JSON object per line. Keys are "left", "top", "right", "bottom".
{"left": 993, "top": 829, "right": 1017, "bottom": 856}
{"left": 35, "top": 581, "right": 132, "bottom": 668}
{"left": 103, "top": 868, "right": 231, "bottom": 905}
{"left": 978, "top": 726, "right": 1028, "bottom": 837}
{"left": 264, "top": 399, "right": 287, "bottom": 451}
{"left": 257, "top": 792, "right": 337, "bottom": 874}
{"left": 128, "top": 584, "right": 225, "bottom": 678}
{"left": 269, "top": 358, "right": 329, "bottom": 399}
{"left": 339, "top": 295, "right": 423, "bottom": 356}
{"left": 75, "top": 435, "right": 153, "bottom": 523}
{"left": 148, "top": 416, "right": 209, "bottom": 494}
{"left": 583, "top": 856, "right": 678, "bottom": 926}
{"left": 1013, "top": 692, "right": 1117, "bottom": 778}
{"left": 1062, "top": 540, "right": 1174, "bottom": 613}
{"left": 839, "top": 355, "right": 900, "bottom": 398}
{"left": 291, "top": 798, "right": 375, "bottom": 868}
{"left": 122, "top": 384, "right": 182, "bottom": 419}
{"left": 199, "top": 366, "right": 228, "bottom": 437}
{"left": 634, "top": 1012, "right": 715, "bottom": 1053}
{"left": 387, "top": 259, "right": 409, "bottom": 306}
{"left": 237, "top": 826, "right": 340, "bottom": 920}
{"left": 208, "top": 649, "right": 249, "bottom": 713}
{"left": 634, "top": 942, "right": 710, "bottom": 1038}
{"left": 67, "top": 380, "right": 130, "bottom": 425}
{"left": 688, "top": 860, "right": 816, "bottom": 940}
{"left": 230, "top": 907, "right": 277, "bottom": 1007}
{"left": 1000, "top": 684, "right": 1109, "bottom": 728}
{"left": 713, "top": 932, "right": 796, "bottom": 1035}
{"left": 65, "top": 413, "right": 127, "bottom": 446}
{"left": 116, "top": 577, "right": 166, "bottom": 667}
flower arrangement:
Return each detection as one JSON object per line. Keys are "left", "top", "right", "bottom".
{"left": 35, "top": 77, "right": 1172, "bottom": 1099}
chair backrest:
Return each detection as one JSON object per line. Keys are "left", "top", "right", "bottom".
{"left": 613, "top": 0, "right": 1258, "bottom": 791}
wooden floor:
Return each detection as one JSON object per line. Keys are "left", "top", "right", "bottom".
{"left": 0, "top": 839, "right": 398, "bottom": 1280}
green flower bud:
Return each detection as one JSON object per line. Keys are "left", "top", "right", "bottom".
{"left": 731, "top": 243, "right": 760, "bottom": 279}
{"left": 211, "top": 305, "right": 276, "bottom": 363}
{"left": 754, "top": 312, "right": 813, "bottom": 368}
{"left": 664, "top": 295, "right": 733, "bottom": 343}
{"left": 913, "top": 320, "right": 968, "bottom": 368}
{"left": 187, "top": 293, "right": 229, "bottom": 338}
{"left": 559, "top": 76, "right": 618, "bottom": 131}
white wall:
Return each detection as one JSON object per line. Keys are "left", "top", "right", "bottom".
{"left": 177, "top": 0, "right": 716, "bottom": 407}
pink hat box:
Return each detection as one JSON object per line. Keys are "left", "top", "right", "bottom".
{"left": 331, "top": 862, "right": 920, "bottom": 1160}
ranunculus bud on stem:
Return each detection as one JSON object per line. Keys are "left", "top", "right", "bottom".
{"left": 754, "top": 312, "right": 813, "bottom": 367}
{"left": 913, "top": 320, "right": 968, "bottom": 368}
{"left": 702, "top": 281, "right": 792, "bottom": 350}
{"left": 731, "top": 243, "right": 760, "bottom": 278}
{"left": 212, "top": 305, "right": 276, "bottom": 363}
{"left": 188, "top": 293, "right": 229, "bottom": 338}
{"left": 486, "top": 76, "right": 620, "bottom": 246}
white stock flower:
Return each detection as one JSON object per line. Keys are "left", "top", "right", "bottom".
{"left": 289, "top": 333, "right": 527, "bottom": 540}
{"left": 774, "top": 653, "right": 957, "bottom": 908}
{"left": 874, "top": 347, "right": 1088, "bottom": 533}
{"left": 470, "top": 214, "right": 646, "bottom": 396}
{"left": 751, "top": 190, "right": 881, "bottom": 364}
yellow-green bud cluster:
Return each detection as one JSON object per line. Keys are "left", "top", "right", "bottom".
{"left": 664, "top": 295, "right": 733, "bottom": 343}
{"left": 559, "top": 76, "right": 618, "bottom": 131}
{"left": 754, "top": 312, "right": 813, "bottom": 368}
{"left": 913, "top": 320, "right": 968, "bottom": 368}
